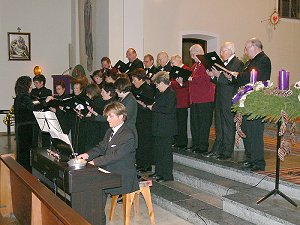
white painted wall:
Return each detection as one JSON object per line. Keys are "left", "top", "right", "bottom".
{"left": 0, "top": 0, "right": 72, "bottom": 132}
{"left": 143, "top": 0, "right": 300, "bottom": 85}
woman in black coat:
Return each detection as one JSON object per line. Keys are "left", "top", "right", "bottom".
{"left": 14, "top": 76, "right": 51, "bottom": 172}
{"left": 146, "top": 71, "right": 177, "bottom": 182}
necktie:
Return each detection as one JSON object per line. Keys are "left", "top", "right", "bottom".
{"left": 109, "top": 130, "right": 114, "bottom": 142}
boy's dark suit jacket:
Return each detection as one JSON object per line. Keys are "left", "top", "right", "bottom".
{"left": 87, "top": 124, "right": 139, "bottom": 195}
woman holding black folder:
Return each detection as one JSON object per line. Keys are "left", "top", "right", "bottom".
{"left": 114, "top": 77, "right": 138, "bottom": 148}
{"left": 131, "top": 68, "right": 154, "bottom": 172}
{"left": 170, "top": 55, "right": 191, "bottom": 149}
{"left": 147, "top": 71, "right": 177, "bottom": 182}
{"left": 49, "top": 80, "right": 71, "bottom": 134}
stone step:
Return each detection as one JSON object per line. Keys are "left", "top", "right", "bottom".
{"left": 223, "top": 191, "right": 300, "bottom": 225}
{"left": 174, "top": 162, "right": 250, "bottom": 197}
{"left": 150, "top": 180, "right": 254, "bottom": 225}
{"left": 173, "top": 151, "right": 300, "bottom": 201}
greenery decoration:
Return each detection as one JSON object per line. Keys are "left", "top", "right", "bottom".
{"left": 232, "top": 81, "right": 300, "bottom": 123}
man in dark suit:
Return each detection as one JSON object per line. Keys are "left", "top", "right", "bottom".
{"left": 232, "top": 38, "right": 271, "bottom": 171}
{"left": 125, "top": 48, "right": 144, "bottom": 76}
{"left": 206, "top": 42, "right": 244, "bottom": 160}
{"left": 143, "top": 54, "right": 159, "bottom": 80}
{"left": 157, "top": 51, "right": 172, "bottom": 72}
{"left": 78, "top": 101, "right": 139, "bottom": 225}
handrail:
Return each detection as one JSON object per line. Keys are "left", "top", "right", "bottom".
{"left": 0, "top": 155, "right": 90, "bottom": 225}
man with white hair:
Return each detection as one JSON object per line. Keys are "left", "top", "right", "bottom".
{"left": 157, "top": 51, "right": 172, "bottom": 72}
{"left": 232, "top": 38, "right": 271, "bottom": 171}
{"left": 206, "top": 42, "right": 244, "bottom": 160}
{"left": 187, "top": 44, "right": 215, "bottom": 154}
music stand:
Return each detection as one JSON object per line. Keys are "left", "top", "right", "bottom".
{"left": 33, "top": 111, "right": 76, "bottom": 158}
{"left": 256, "top": 121, "right": 297, "bottom": 207}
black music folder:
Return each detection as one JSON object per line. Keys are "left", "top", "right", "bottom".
{"left": 196, "top": 51, "right": 227, "bottom": 71}
{"left": 169, "top": 66, "right": 192, "bottom": 82}
{"left": 50, "top": 96, "right": 102, "bottom": 116}
{"left": 113, "top": 60, "right": 129, "bottom": 73}
{"left": 135, "top": 93, "right": 154, "bottom": 105}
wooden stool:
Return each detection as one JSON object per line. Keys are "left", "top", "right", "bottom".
{"left": 109, "top": 180, "right": 155, "bottom": 225}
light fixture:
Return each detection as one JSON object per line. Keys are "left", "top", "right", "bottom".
{"left": 33, "top": 65, "right": 42, "bottom": 76}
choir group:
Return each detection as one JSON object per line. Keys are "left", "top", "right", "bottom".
{"left": 14, "top": 37, "right": 271, "bottom": 186}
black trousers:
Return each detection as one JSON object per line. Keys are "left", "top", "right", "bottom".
{"left": 211, "top": 105, "right": 235, "bottom": 157}
{"left": 190, "top": 102, "right": 214, "bottom": 151}
{"left": 153, "top": 136, "right": 173, "bottom": 180}
{"left": 174, "top": 108, "right": 188, "bottom": 146}
{"left": 136, "top": 125, "right": 154, "bottom": 169}
{"left": 16, "top": 122, "right": 39, "bottom": 172}
{"left": 242, "top": 117, "right": 265, "bottom": 168}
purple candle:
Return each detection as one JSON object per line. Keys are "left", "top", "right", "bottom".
{"left": 278, "top": 69, "right": 289, "bottom": 90}
{"left": 250, "top": 69, "right": 257, "bottom": 84}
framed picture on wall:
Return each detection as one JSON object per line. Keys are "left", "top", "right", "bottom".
{"left": 8, "top": 32, "right": 31, "bottom": 61}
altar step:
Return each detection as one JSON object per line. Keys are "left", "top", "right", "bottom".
{"left": 149, "top": 151, "right": 300, "bottom": 225}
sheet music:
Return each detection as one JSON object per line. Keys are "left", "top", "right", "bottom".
{"left": 33, "top": 111, "right": 62, "bottom": 133}
{"left": 34, "top": 111, "right": 74, "bottom": 153}
{"left": 49, "top": 129, "right": 72, "bottom": 147}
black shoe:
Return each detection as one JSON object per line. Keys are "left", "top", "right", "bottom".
{"left": 177, "top": 145, "right": 187, "bottom": 149}
{"left": 250, "top": 165, "right": 265, "bottom": 171}
{"left": 155, "top": 176, "right": 164, "bottom": 183}
{"left": 192, "top": 147, "right": 201, "bottom": 153}
{"left": 185, "top": 146, "right": 194, "bottom": 152}
{"left": 217, "top": 155, "right": 231, "bottom": 161}
{"left": 137, "top": 166, "right": 152, "bottom": 173}
{"left": 136, "top": 165, "right": 143, "bottom": 170}
{"left": 149, "top": 173, "right": 157, "bottom": 179}
{"left": 209, "top": 153, "right": 220, "bottom": 158}
{"left": 242, "top": 162, "right": 253, "bottom": 168}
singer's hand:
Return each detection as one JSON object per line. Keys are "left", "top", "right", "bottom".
{"left": 176, "top": 77, "right": 183, "bottom": 86}
{"left": 147, "top": 104, "right": 153, "bottom": 110}
{"left": 231, "top": 72, "right": 239, "bottom": 77}
{"left": 78, "top": 153, "right": 89, "bottom": 160}
{"left": 32, "top": 100, "right": 40, "bottom": 105}
{"left": 87, "top": 106, "right": 97, "bottom": 116}
{"left": 49, "top": 107, "right": 56, "bottom": 113}
{"left": 88, "top": 160, "right": 95, "bottom": 165}
{"left": 136, "top": 100, "right": 146, "bottom": 108}
{"left": 46, "top": 96, "right": 54, "bottom": 103}
{"left": 224, "top": 72, "right": 233, "bottom": 81}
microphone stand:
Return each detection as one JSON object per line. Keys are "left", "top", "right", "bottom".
{"left": 62, "top": 67, "right": 72, "bottom": 76}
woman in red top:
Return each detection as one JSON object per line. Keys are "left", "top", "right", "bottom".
{"left": 170, "top": 55, "right": 191, "bottom": 148}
